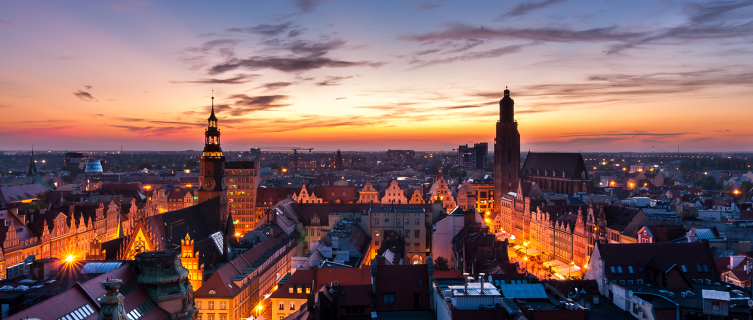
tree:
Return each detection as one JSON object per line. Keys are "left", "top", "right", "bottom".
{"left": 185, "top": 158, "right": 199, "bottom": 169}
{"left": 137, "top": 163, "right": 153, "bottom": 170}
{"left": 62, "top": 175, "right": 74, "bottom": 183}
{"left": 434, "top": 256, "right": 450, "bottom": 271}
{"left": 740, "top": 181, "right": 753, "bottom": 200}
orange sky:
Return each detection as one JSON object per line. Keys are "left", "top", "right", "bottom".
{"left": 1, "top": 0, "right": 752, "bottom": 152}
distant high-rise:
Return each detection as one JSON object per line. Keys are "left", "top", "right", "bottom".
{"left": 458, "top": 142, "right": 488, "bottom": 171}
{"left": 494, "top": 88, "right": 520, "bottom": 207}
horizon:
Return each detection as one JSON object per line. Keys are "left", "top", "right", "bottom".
{"left": 1, "top": 0, "right": 752, "bottom": 152}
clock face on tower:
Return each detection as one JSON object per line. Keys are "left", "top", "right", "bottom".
{"left": 203, "top": 178, "right": 216, "bottom": 190}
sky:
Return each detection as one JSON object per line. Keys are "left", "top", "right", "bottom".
{"left": 1, "top": 0, "right": 752, "bottom": 152}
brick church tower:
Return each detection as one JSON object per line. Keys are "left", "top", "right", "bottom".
{"left": 494, "top": 87, "right": 520, "bottom": 209}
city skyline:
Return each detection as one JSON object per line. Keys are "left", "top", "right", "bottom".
{"left": 1, "top": 0, "right": 752, "bottom": 152}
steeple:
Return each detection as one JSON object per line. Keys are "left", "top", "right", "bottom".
{"left": 27, "top": 145, "right": 38, "bottom": 176}
{"left": 204, "top": 93, "right": 222, "bottom": 154}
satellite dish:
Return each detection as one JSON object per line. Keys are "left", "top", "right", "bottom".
{"left": 628, "top": 290, "right": 634, "bottom": 297}
{"left": 747, "top": 299, "right": 753, "bottom": 307}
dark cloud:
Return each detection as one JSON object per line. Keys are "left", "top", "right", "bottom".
{"left": 207, "top": 104, "right": 232, "bottom": 114}
{"left": 606, "top": 0, "right": 753, "bottom": 53}
{"left": 288, "top": 29, "right": 304, "bottom": 37}
{"left": 170, "top": 74, "right": 258, "bottom": 84}
{"left": 0, "top": 20, "right": 14, "bottom": 26}
{"left": 84, "top": 85, "right": 92, "bottom": 90}
{"left": 316, "top": 75, "right": 354, "bottom": 86}
{"left": 207, "top": 38, "right": 384, "bottom": 74}
{"left": 401, "top": 24, "right": 646, "bottom": 43}
{"left": 226, "top": 22, "right": 293, "bottom": 36}
{"left": 226, "top": 94, "right": 291, "bottom": 116}
{"left": 504, "top": 0, "right": 566, "bottom": 17}
{"left": 257, "top": 82, "right": 295, "bottom": 90}
{"left": 409, "top": 44, "right": 528, "bottom": 68}
{"left": 292, "top": 0, "right": 333, "bottom": 13}
{"left": 209, "top": 56, "right": 383, "bottom": 74}
{"left": 73, "top": 90, "right": 95, "bottom": 102}
{"left": 417, "top": 4, "right": 441, "bottom": 12}
{"left": 181, "top": 39, "right": 240, "bottom": 69}
{"left": 559, "top": 131, "right": 694, "bottom": 138}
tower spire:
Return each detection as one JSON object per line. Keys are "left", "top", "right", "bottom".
{"left": 28, "top": 145, "right": 38, "bottom": 176}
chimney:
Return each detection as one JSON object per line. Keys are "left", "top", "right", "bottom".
{"left": 463, "top": 272, "right": 469, "bottom": 293}
{"left": 479, "top": 273, "right": 485, "bottom": 293}
{"left": 98, "top": 279, "right": 127, "bottom": 320}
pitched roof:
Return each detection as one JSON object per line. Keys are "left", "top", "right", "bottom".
{"left": 315, "top": 266, "right": 371, "bottom": 287}
{"left": 646, "top": 226, "right": 687, "bottom": 243}
{"left": 521, "top": 152, "right": 589, "bottom": 180}
{"left": 596, "top": 242, "right": 719, "bottom": 282}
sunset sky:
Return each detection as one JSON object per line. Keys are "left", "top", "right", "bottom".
{"left": 1, "top": 0, "right": 752, "bottom": 152}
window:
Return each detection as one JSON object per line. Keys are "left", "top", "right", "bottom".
{"left": 197, "top": 301, "right": 202, "bottom": 309}
{"left": 208, "top": 315, "right": 214, "bottom": 320}
{"left": 405, "top": 219, "right": 409, "bottom": 225}
{"left": 617, "top": 266, "right": 623, "bottom": 273}
{"left": 289, "top": 286, "right": 294, "bottom": 293}
{"left": 696, "top": 264, "right": 702, "bottom": 272}
{"left": 628, "top": 266, "right": 634, "bottom": 273}
{"left": 297, "top": 286, "right": 302, "bottom": 294}
{"left": 279, "top": 316, "right": 285, "bottom": 320}
{"left": 383, "top": 293, "right": 395, "bottom": 305}
{"left": 702, "top": 264, "right": 709, "bottom": 272}
{"left": 415, "top": 219, "right": 419, "bottom": 225}
{"left": 414, "top": 230, "right": 420, "bottom": 238}
{"left": 306, "top": 287, "right": 311, "bottom": 294}
{"left": 405, "top": 230, "right": 410, "bottom": 238}
{"left": 385, "top": 218, "right": 389, "bottom": 223}
{"left": 415, "top": 243, "right": 420, "bottom": 250}
{"left": 291, "top": 302, "right": 295, "bottom": 310}
{"left": 375, "top": 241, "right": 379, "bottom": 246}
{"left": 220, "top": 301, "right": 226, "bottom": 310}
{"left": 610, "top": 266, "right": 615, "bottom": 273}
{"left": 209, "top": 301, "right": 214, "bottom": 310}
{"left": 374, "top": 219, "right": 379, "bottom": 225}
{"left": 279, "top": 302, "right": 284, "bottom": 310}
{"left": 418, "top": 278, "right": 423, "bottom": 286}
{"left": 681, "top": 265, "right": 687, "bottom": 272}
{"left": 220, "top": 316, "right": 226, "bottom": 320}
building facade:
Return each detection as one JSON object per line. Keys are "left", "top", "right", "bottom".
{"left": 225, "top": 160, "right": 260, "bottom": 234}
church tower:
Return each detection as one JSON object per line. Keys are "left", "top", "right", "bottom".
{"left": 494, "top": 88, "right": 520, "bottom": 209}
{"left": 198, "top": 95, "right": 227, "bottom": 216}
{"left": 28, "top": 146, "right": 38, "bottom": 176}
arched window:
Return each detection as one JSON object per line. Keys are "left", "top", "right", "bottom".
{"left": 209, "top": 290, "right": 216, "bottom": 295}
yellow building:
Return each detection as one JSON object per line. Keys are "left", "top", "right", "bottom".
{"left": 269, "top": 270, "right": 313, "bottom": 320}
{"left": 180, "top": 233, "right": 204, "bottom": 290}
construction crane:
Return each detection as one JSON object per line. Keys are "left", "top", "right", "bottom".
{"left": 255, "top": 147, "right": 314, "bottom": 174}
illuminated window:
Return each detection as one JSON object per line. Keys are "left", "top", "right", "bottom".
{"left": 209, "top": 301, "right": 214, "bottom": 310}
{"left": 290, "top": 302, "right": 295, "bottom": 310}
{"left": 297, "top": 286, "right": 302, "bottom": 294}
{"left": 220, "top": 301, "right": 226, "bottom": 310}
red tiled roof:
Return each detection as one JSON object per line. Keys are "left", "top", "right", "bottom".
{"left": 316, "top": 267, "right": 371, "bottom": 287}
{"left": 337, "top": 284, "right": 372, "bottom": 306}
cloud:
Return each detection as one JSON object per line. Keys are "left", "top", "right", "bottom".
{"left": 606, "top": 0, "right": 753, "bottom": 53}
{"left": 292, "top": 0, "right": 333, "bottom": 13}
{"left": 93, "top": 113, "right": 104, "bottom": 117}
{"left": 257, "top": 82, "right": 295, "bottom": 90}
{"left": 226, "top": 94, "right": 291, "bottom": 116}
{"left": 0, "top": 20, "right": 14, "bottom": 26}
{"left": 316, "top": 75, "right": 354, "bottom": 86}
{"left": 170, "top": 74, "right": 258, "bottom": 84}
{"left": 207, "top": 38, "right": 384, "bottom": 74}
{"left": 504, "top": 0, "right": 566, "bottom": 17}
{"left": 336, "top": 97, "right": 347, "bottom": 100}
{"left": 558, "top": 131, "right": 695, "bottom": 138}
{"left": 208, "top": 104, "right": 232, "bottom": 114}
{"left": 408, "top": 44, "right": 528, "bottom": 68}
{"left": 84, "top": 85, "right": 92, "bottom": 90}
{"left": 209, "top": 56, "right": 383, "bottom": 74}
{"left": 401, "top": 24, "right": 647, "bottom": 43}
{"left": 417, "top": 4, "right": 441, "bottom": 12}
{"left": 73, "top": 90, "right": 96, "bottom": 102}
{"left": 226, "top": 22, "right": 294, "bottom": 36}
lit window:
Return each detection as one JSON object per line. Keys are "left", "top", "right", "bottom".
{"left": 297, "top": 286, "right": 302, "bottom": 294}
{"left": 290, "top": 302, "right": 295, "bottom": 310}
{"left": 209, "top": 301, "right": 214, "bottom": 310}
